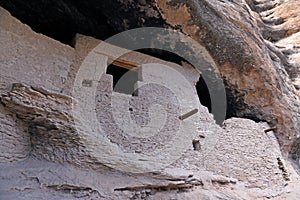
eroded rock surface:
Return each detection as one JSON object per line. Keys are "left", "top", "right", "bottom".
{"left": 0, "top": 6, "right": 74, "bottom": 163}
{"left": 154, "top": 0, "right": 300, "bottom": 159}
{"left": 1, "top": 1, "right": 300, "bottom": 200}
{"left": 250, "top": 0, "right": 300, "bottom": 172}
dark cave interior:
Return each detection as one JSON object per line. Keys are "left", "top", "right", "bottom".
{"left": 106, "top": 64, "right": 139, "bottom": 95}
{"left": 0, "top": 0, "right": 117, "bottom": 44}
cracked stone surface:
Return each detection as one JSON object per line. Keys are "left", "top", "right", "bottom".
{"left": 1, "top": 2, "right": 300, "bottom": 200}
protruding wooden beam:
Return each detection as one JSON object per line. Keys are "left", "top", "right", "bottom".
{"left": 264, "top": 126, "right": 277, "bottom": 133}
{"left": 179, "top": 109, "right": 198, "bottom": 120}
{"left": 95, "top": 51, "right": 141, "bottom": 70}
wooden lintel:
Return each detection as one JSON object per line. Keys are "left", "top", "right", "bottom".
{"left": 95, "top": 51, "right": 141, "bottom": 70}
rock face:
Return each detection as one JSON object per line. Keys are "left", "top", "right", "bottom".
{"left": 96, "top": 0, "right": 300, "bottom": 170}
{"left": 1, "top": 0, "right": 300, "bottom": 199}
{"left": 252, "top": 0, "right": 300, "bottom": 166}
{"left": 0, "top": 7, "right": 74, "bottom": 164}
{"left": 1, "top": 0, "right": 299, "bottom": 155}
{"left": 96, "top": 0, "right": 300, "bottom": 158}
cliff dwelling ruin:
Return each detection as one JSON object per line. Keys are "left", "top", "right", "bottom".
{"left": 1, "top": 0, "right": 300, "bottom": 199}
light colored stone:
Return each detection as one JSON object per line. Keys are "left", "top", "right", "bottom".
{"left": 1, "top": 2, "right": 300, "bottom": 200}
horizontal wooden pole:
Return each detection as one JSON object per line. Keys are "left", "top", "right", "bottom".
{"left": 264, "top": 126, "right": 276, "bottom": 133}
{"left": 179, "top": 109, "right": 198, "bottom": 120}
{"left": 95, "top": 51, "right": 141, "bottom": 70}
